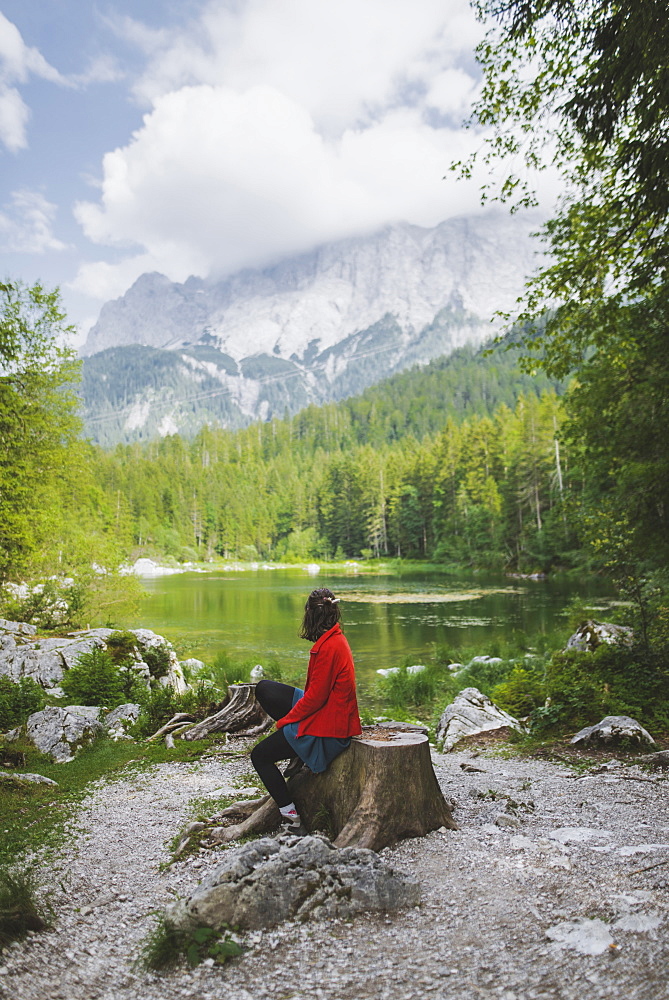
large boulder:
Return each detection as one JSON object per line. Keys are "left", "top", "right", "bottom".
{"left": 168, "top": 835, "right": 421, "bottom": 931}
{"left": 0, "top": 621, "right": 187, "bottom": 694}
{"left": 570, "top": 715, "right": 656, "bottom": 748}
{"left": 0, "top": 627, "right": 110, "bottom": 689}
{"left": 436, "top": 687, "right": 525, "bottom": 751}
{"left": 26, "top": 705, "right": 104, "bottom": 762}
{"left": 565, "top": 620, "right": 633, "bottom": 652}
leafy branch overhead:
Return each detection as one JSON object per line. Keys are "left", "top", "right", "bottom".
{"left": 460, "top": 0, "right": 669, "bottom": 364}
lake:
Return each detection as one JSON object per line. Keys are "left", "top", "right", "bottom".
{"left": 129, "top": 567, "right": 615, "bottom": 687}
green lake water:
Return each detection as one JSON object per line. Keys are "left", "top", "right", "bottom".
{"left": 129, "top": 568, "right": 615, "bottom": 688}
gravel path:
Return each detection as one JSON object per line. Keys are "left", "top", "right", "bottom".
{"left": 1, "top": 743, "right": 668, "bottom": 1000}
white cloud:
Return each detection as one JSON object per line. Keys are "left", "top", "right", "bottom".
{"left": 71, "top": 0, "right": 562, "bottom": 305}
{"left": 74, "top": 0, "right": 495, "bottom": 301}
{"left": 0, "top": 86, "right": 29, "bottom": 152}
{"left": 0, "top": 189, "right": 67, "bottom": 252}
{"left": 0, "top": 13, "right": 66, "bottom": 151}
{"left": 425, "top": 68, "right": 478, "bottom": 115}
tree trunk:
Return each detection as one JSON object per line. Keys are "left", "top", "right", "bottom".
{"left": 182, "top": 683, "right": 272, "bottom": 739}
{"left": 209, "top": 722, "right": 457, "bottom": 852}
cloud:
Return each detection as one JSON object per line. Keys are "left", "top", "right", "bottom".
{"left": 0, "top": 189, "right": 67, "bottom": 252}
{"left": 71, "top": 0, "right": 562, "bottom": 305}
{"left": 73, "top": 0, "right": 495, "bottom": 300}
{"left": 0, "top": 12, "right": 66, "bottom": 151}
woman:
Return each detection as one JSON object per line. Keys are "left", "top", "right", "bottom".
{"left": 250, "top": 587, "right": 361, "bottom": 834}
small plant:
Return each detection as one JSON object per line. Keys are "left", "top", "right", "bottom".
{"left": 0, "top": 676, "right": 45, "bottom": 730}
{"left": 135, "top": 912, "right": 242, "bottom": 970}
{"left": 60, "top": 648, "right": 131, "bottom": 708}
{"left": 142, "top": 644, "right": 172, "bottom": 680}
{"left": 0, "top": 866, "right": 52, "bottom": 948}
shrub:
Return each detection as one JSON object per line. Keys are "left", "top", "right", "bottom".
{"left": 490, "top": 667, "right": 546, "bottom": 718}
{"left": 0, "top": 866, "right": 52, "bottom": 948}
{"left": 136, "top": 912, "right": 242, "bottom": 970}
{"left": 105, "top": 630, "right": 138, "bottom": 665}
{"left": 132, "top": 682, "right": 223, "bottom": 738}
{"left": 0, "top": 676, "right": 46, "bottom": 730}
{"left": 532, "top": 639, "right": 669, "bottom": 733}
{"left": 376, "top": 664, "right": 455, "bottom": 709}
{"left": 60, "top": 648, "right": 131, "bottom": 708}
{"left": 141, "top": 643, "right": 172, "bottom": 680}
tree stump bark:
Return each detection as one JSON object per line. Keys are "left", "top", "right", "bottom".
{"left": 209, "top": 722, "right": 457, "bottom": 852}
{"left": 183, "top": 683, "right": 272, "bottom": 739}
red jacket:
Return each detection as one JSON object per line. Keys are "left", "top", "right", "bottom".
{"left": 276, "top": 623, "right": 362, "bottom": 738}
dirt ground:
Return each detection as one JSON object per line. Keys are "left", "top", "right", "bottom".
{"left": 1, "top": 736, "right": 668, "bottom": 1000}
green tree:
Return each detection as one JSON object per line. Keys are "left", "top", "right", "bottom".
{"left": 464, "top": 0, "right": 669, "bottom": 571}
{"left": 0, "top": 281, "right": 82, "bottom": 579}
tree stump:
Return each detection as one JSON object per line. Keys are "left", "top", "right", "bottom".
{"left": 183, "top": 683, "right": 272, "bottom": 739}
{"left": 209, "top": 722, "right": 457, "bottom": 852}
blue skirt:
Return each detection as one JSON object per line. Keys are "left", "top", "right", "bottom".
{"left": 282, "top": 688, "right": 351, "bottom": 774}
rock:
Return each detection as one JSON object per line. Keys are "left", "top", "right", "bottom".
{"left": 446, "top": 663, "right": 464, "bottom": 673}
{"left": 0, "top": 626, "right": 110, "bottom": 689}
{"left": 249, "top": 664, "right": 264, "bottom": 682}
{"left": 495, "top": 813, "right": 521, "bottom": 829}
{"left": 103, "top": 703, "right": 141, "bottom": 740}
{"left": 1, "top": 727, "right": 21, "bottom": 742}
{"left": 565, "top": 619, "right": 633, "bottom": 652}
{"left": 613, "top": 912, "right": 662, "bottom": 934}
{"left": 26, "top": 706, "right": 104, "bottom": 762}
{"left": 637, "top": 750, "right": 669, "bottom": 768}
{"left": 545, "top": 918, "right": 615, "bottom": 955}
{"left": 0, "top": 619, "right": 36, "bottom": 637}
{"left": 0, "top": 620, "right": 187, "bottom": 694}
{"left": 548, "top": 827, "right": 613, "bottom": 845}
{"left": 469, "top": 655, "right": 504, "bottom": 667}
{"left": 376, "top": 665, "right": 426, "bottom": 678}
{"left": 0, "top": 772, "right": 58, "bottom": 786}
{"left": 131, "top": 628, "right": 188, "bottom": 694}
{"left": 168, "top": 835, "right": 421, "bottom": 931}
{"left": 436, "top": 687, "right": 525, "bottom": 750}
{"left": 65, "top": 705, "right": 101, "bottom": 721}
{"left": 570, "top": 716, "right": 656, "bottom": 748}
{"left": 181, "top": 657, "right": 206, "bottom": 675}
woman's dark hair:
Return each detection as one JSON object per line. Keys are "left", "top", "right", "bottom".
{"left": 300, "top": 587, "right": 341, "bottom": 642}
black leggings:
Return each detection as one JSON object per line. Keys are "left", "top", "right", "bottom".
{"left": 250, "top": 680, "right": 299, "bottom": 808}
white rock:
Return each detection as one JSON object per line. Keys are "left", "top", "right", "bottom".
{"left": 65, "top": 705, "right": 101, "bottom": 721}
{"left": 548, "top": 827, "right": 614, "bottom": 845}
{"left": 181, "top": 657, "right": 206, "bottom": 675}
{"left": 565, "top": 620, "right": 633, "bottom": 652}
{"left": 613, "top": 912, "right": 662, "bottom": 934}
{"left": 0, "top": 619, "right": 36, "bottom": 636}
{"left": 570, "top": 715, "right": 656, "bottom": 748}
{"left": 546, "top": 918, "right": 615, "bottom": 955}
{"left": 436, "top": 687, "right": 525, "bottom": 750}
{"left": 0, "top": 772, "right": 58, "bottom": 786}
{"left": 495, "top": 814, "right": 521, "bottom": 830}
{"left": 26, "top": 705, "right": 104, "bottom": 762}
{"left": 250, "top": 665, "right": 264, "bottom": 682}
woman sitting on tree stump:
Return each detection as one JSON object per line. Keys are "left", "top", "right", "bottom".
{"left": 250, "top": 587, "right": 362, "bottom": 834}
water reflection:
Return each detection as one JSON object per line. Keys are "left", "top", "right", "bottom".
{"left": 130, "top": 568, "right": 614, "bottom": 685}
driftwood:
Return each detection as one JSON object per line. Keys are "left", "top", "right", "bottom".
{"left": 209, "top": 722, "right": 456, "bottom": 852}
{"left": 182, "top": 683, "right": 272, "bottom": 740}
{"left": 146, "top": 712, "right": 196, "bottom": 741}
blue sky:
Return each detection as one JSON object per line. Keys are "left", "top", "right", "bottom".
{"left": 0, "top": 1, "right": 555, "bottom": 347}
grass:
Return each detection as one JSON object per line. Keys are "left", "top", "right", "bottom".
{"left": 135, "top": 912, "right": 242, "bottom": 970}
{"left": 0, "top": 733, "right": 227, "bottom": 867}
{"left": 0, "top": 866, "right": 52, "bottom": 949}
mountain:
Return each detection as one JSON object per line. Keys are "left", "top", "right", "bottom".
{"left": 81, "top": 212, "right": 542, "bottom": 446}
